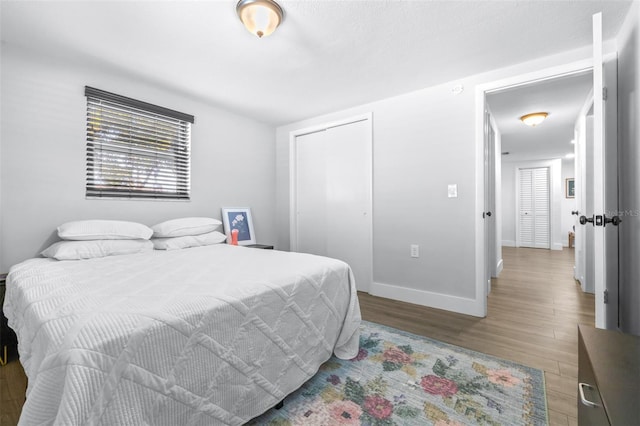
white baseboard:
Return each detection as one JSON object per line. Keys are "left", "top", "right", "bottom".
{"left": 370, "top": 281, "right": 485, "bottom": 318}
{"left": 503, "top": 240, "right": 562, "bottom": 250}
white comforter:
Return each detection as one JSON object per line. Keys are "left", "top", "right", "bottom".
{"left": 4, "top": 245, "right": 361, "bottom": 425}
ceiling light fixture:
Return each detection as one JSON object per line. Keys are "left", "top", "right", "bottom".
{"left": 236, "top": 0, "right": 284, "bottom": 38}
{"left": 520, "top": 112, "right": 548, "bottom": 127}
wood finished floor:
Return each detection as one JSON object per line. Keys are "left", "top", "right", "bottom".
{"left": 360, "top": 246, "right": 594, "bottom": 426}
{"left": 0, "top": 246, "right": 592, "bottom": 426}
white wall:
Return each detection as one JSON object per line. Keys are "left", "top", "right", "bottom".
{"left": 276, "top": 45, "right": 603, "bottom": 317}
{"left": 0, "top": 45, "right": 277, "bottom": 272}
{"left": 501, "top": 159, "right": 563, "bottom": 250}
{"left": 616, "top": 0, "right": 640, "bottom": 335}
{"left": 501, "top": 157, "right": 517, "bottom": 247}
{"left": 560, "top": 159, "right": 577, "bottom": 246}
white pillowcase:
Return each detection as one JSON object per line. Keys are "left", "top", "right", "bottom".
{"left": 152, "top": 230, "right": 227, "bottom": 250}
{"left": 58, "top": 220, "right": 153, "bottom": 241}
{"left": 151, "top": 217, "right": 222, "bottom": 238}
{"left": 42, "top": 239, "right": 154, "bottom": 260}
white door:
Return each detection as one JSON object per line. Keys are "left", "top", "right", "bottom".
{"left": 484, "top": 110, "right": 497, "bottom": 293}
{"left": 296, "top": 130, "right": 328, "bottom": 256}
{"left": 518, "top": 167, "right": 550, "bottom": 249}
{"left": 584, "top": 113, "right": 596, "bottom": 294}
{"left": 583, "top": 13, "right": 619, "bottom": 330}
{"left": 533, "top": 168, "right": 551, "bottom": 248}
{"left": 574, "top": 110, "right": 588, "bottom": 290}
{"left": 293, "top": 117, "right": 372, "bottom": 292}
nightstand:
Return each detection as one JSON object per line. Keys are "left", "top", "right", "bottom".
{"left": 578, "top": 324, "right": 640, "bottom": 425}
{"left": 246, "top": 244, "right": 274, "bottom": 250}
{"left": 1, "top": 273, "right": 19, "bottom": 366}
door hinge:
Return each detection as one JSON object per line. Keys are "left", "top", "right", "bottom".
{"left": 604, "top": 289, "right": 609, "bottom": 304}
{"left": 603, "top": 87, "right": 608, "bottom": 101}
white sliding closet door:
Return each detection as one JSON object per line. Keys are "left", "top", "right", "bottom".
{"left": 518, "top": 167, "right": 550, "bottom": 249}
{"left": 296, "top": 130, "right": 328, "bottom": 256}
{"left": 293, "top": 118, "right": 372, "bottom": 292}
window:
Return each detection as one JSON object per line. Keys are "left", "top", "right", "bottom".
{"left": 85, "top": 86, "right": 194, "bottom": 200}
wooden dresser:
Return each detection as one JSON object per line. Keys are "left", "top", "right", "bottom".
{"left": 578, "top": 324, "right": 640, "bottom": 425}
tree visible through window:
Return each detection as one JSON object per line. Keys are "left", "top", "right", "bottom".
{"left": 85, "top": 86, "right": 194, "bottom": 200}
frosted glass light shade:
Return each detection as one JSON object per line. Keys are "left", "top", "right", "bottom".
{"left": 237, "top": 0, "right": 283, "bottom": 38}
{"left": 520, "top": 112, "right": 548, "bottom": 127}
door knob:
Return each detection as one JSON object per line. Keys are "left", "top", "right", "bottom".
{"left": 604, "top": 215, "right": 622, "bottom": 226}
{"left": 486, "top": 211, "right": 492, "bottom": 217}
{"left": 579, "top": 215, "right": 594, "bottom": 225}
{"left": 482, "top": 211, "right": 492, "bottom": 218}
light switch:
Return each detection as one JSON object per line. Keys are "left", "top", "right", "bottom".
{"left": 448, "top": 184, "right": 458, "bottom": 198}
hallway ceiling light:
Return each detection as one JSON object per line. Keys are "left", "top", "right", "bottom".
{"left": 520, "top": 112, "right": 548, "bottom": 127}
{"left": 236, "top": 0, "right": 284, "bottom": 38}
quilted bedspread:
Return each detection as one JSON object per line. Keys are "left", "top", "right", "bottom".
{"left": 4, "top": 244, "right": 361, "bottom": 425}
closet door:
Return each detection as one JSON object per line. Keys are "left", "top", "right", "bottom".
{"left": 519, "top": 169, "right": 535, "bottom": 247}
{"left": 532, "top": 168, "right": 550, "bottom": 248}
{"left": 518, "top": 167, "right": 550, "bottom": 249}
{"left": 293, "top": 118, "right": 372, "bottom": 292}
{"left": 295, "top": 130, "right": 328, "bottom": 256}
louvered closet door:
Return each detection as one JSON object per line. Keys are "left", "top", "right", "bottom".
{"left": 519, "top": 169, "right": 535, "bottom": 247}
{"left": 532, "top": 168, "right": 550, "bottom": 248}
{"left": 518, "top": 167, "right": 550, "bottom": 249}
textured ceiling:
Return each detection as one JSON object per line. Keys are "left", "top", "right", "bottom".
{"left": 0, "top": 0, "right": 633, "bottom": 127}
{"left": 487, "top": 71, "right": 593, "bottom": 162}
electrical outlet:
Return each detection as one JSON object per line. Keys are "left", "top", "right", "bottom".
{"left": 410, "top": 244, "right": 419, "bottom": 258}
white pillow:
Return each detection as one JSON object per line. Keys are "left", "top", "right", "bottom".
{"left": 151, "top": 217, "right": 222, "bottom": 238}
{"left": 152, "top": 230, "right": 227, "bottom": 250}
{"left": 58, "top": 220, "right": 153, "bottom": 241}
{"left": 41, "top": 239, "right": 154, "bottom": 260}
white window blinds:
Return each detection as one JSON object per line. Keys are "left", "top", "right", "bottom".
{"left": 85, "top": 86, "right": 194, "bottom": 200}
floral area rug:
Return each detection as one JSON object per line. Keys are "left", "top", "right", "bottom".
{"left": 248, "top": 321, "right": 547, "bottom": 425}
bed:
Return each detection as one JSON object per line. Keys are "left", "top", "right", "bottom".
{"left": 4, "top": 244, "right": 361, "bottom": 425}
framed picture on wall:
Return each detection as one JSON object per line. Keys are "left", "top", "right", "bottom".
{"left": 566, "top": 178, "right": 575, "bottom": 198}
{"left": 221, "top": 207, "right": 256, "bottom": 245}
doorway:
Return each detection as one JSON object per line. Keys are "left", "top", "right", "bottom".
{"left": 475, "top": 58, "right": 596, "bottom": 320}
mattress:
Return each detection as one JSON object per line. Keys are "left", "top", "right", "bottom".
{"left": 4, "top": 244, "right": 361, "bottom": 425}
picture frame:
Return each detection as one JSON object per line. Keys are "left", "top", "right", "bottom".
{"left": 566, "top": 178, "right": 575, "bottom": 198}
{"left": 221, "top": 207, "right": 256, "bottom": 245}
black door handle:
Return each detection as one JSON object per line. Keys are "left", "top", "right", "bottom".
{"left": 579, "top": 215, "right": 594, "bottom": 225}
{"left": 580, "top": 214, "right": 622, "bottom": 227}
{"left": 486, "top": 211, "right": 492, "bottom": 217}
{"left": 604, "top": 215, "right": 622, "bottom": 226}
